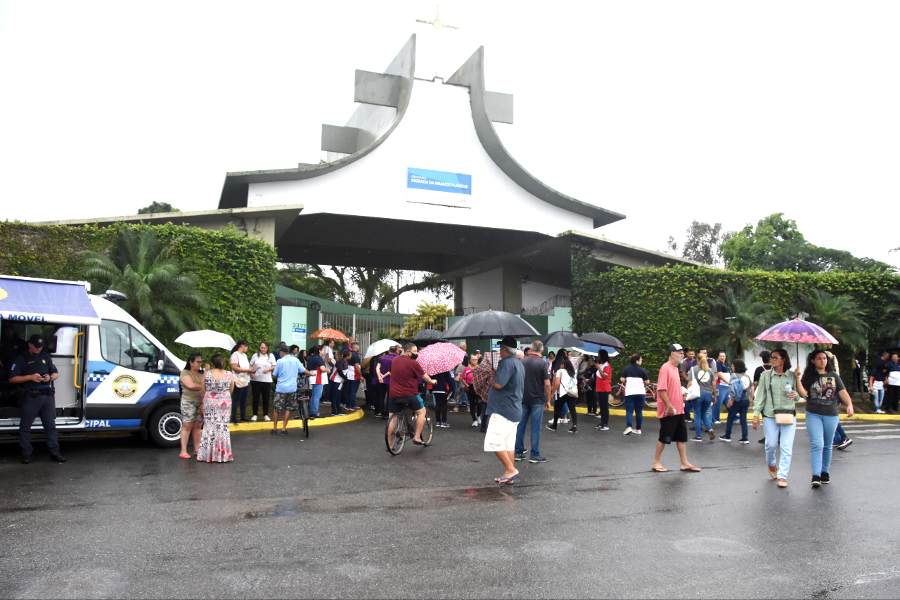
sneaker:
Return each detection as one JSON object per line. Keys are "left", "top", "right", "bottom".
{"left": 49, "top": 453, "right": 67, "bottom": 463}
{"left": 568, "top": 426, "right": 577, "bottom": 434}
{"left": 280, "top": 429, "right": 288, "bottom": 435}
{"left": 250, "top": 415, "right": 258, "bottom": 422}
{"left": 821, "top": 472, "right": 830, "bottom": 484}
{"left": 623, "top": 427, "right": 633, "bottom": 436}
{"left": 708, "top": 429, "right": 716, "bottom": 441}
{"left": 777, "top": 478, "right": 788, "bottom": 488}
{"left": 634, "top": 429, "right": 642, "bottom": 435}
{"left": 595, "top": 424, "right": 609, "bottom": 431}
{"left": 714, "top": 420, "right": 722, "bottom": 425}
{"left": 263, "top": 415, "right": 271, "bottom": 422}
{"left": 560, "top": 417, "right": 570, "bottom": 424}
{"left": 685, "top": 418, "right": 693, "bottom": 423}
{"left": 837, "top": 438, "right": 853, "bottom": 450}
{"left": 270, "top": 429, "right": 278, "bottom": 435}
{"left": 758, "top": 437, "right": 765, "bottom": 444}
{"left": 548, "top": 418, "right": 555, "bottom": 424}
{"left": 811, "top": 475, "right": 821, "bottom": 489}
{"left": 546, "top": 424, "right": 558, "bottom": 432}
{"left": 471, "top": 420, "right": 479, "bottom": 428}
{"left": 719, "top": 436, "right": 732, "bottom": 442}
{"left": 528, "top": 455, "right": 548, "bottom": 464}
{"left": 692, "top": 436, "right": 703, "bottom": 442}
{"left": 876, "top": 409, "right": 886, "bottom": 414}
{"left": 739, "top": 439, "right": 750, "bottom": 444}
{"left": 514, "top": 452, "right": 527, "bottom": 462}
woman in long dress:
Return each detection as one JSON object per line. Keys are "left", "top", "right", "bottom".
{"left": 197, "top": 353, "right": 235, "bottom": 463}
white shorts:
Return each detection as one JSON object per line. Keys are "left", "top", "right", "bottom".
{"left": 483, "top": 413, "right": 518, "bottom": 452}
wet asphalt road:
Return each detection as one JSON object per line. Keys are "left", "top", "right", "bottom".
{"left": 2, "top": 411, "right": 899, "bottom": 599}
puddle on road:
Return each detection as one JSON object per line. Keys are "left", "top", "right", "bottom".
{"left": 239, "top": 484, "right": 526, "bottom": 520}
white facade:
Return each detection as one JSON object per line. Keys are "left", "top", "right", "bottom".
{"left": 247, "top": 81, "right": 595, "bottom": 237}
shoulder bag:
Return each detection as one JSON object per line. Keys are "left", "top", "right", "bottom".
{"left": 767, "top": 371, "right": 796, "bottom": 425}
{"left": 685, "top": 367, "right": 701, "bottom": 401}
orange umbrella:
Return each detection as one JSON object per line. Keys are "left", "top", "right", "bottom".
{"left": 310, "top": 328, "right": 350, "bottom": 343}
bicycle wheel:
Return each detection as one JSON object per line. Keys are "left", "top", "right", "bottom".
{"left": 608, "top": 384, "right": 625, "bottom": 408}
{"left": 420, "top": 407, "right": 435, "bottom": 445}
{"left": 385, "top": 413, "right": 405, "bottom": 455}
{"left": 644, "top": 384, "right": 658, "bottom": 410}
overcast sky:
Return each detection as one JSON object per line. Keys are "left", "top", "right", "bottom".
{"left": 2, "top": 0, "right": 899, "bottom": 286}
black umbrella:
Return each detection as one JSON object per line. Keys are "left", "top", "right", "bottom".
{"left": 413, "top": 328, "right": 447, "bottom": 343}
{"left": 443, "top": 310, "right": 540, "bottom": 339}
{"left": 579, "top": 331, "right": 624, "bottom": 350}
{"left": 542, "top": 331, "right": 580, "bottom": 348}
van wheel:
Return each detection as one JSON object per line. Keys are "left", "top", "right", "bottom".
{"left": 149, "top": 404, "right": 182, "bottom": 448}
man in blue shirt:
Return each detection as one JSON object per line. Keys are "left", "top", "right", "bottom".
{"left": 485, "top": 336, "right": 524, "bottom": 484}
{"left": 271, "top": 344, "right": 305, "bottom": 434}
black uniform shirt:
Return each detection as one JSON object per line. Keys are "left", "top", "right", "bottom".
{"left": 10, "top": 352, "right": 57, "bottom": 392}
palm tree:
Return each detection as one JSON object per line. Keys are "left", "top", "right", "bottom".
{"left": 704, "top": 287, "right": 776, "bottom": 359}
{"left": 797, "top": 289, "right": 868, "bottom": 351}
{"left": 80, "top": 229, "right": 205, "bottom": 336}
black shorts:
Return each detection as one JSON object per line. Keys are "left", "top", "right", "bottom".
{"left": 388, "top": 395, "right": 424, "bottom": 413}
{"left": 659, "top": 414, "right": 688, "bottom": 444}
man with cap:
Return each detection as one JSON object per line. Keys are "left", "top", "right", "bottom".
{"left": 652, "top": 343, "right": 699, "bottom": 473}
{"left": 9, "top": 334, "right": 66, "bottom": 464}
{"left": 485, "top": 336, "right": 525, "bottom": 484}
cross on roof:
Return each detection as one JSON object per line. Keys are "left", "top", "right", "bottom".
{"left": 415, "top": 4, "right": 459, "bottom": 30}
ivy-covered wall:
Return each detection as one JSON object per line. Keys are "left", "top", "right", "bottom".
{"left": 571, "top": 246, "right": 900, "bottom": 373}
{"left": 0, "top": 222, "right": 278, "bottom": 356}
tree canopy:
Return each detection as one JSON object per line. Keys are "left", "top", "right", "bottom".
{"left": 137, "top": 202, "right": 180, "bottom": 215}
{"left": 720, "top": 213, "right": 893, "bottom": 273}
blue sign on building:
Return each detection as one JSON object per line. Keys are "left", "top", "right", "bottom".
{"left": 407, "top": 168, "right": 472, "bottom": 195}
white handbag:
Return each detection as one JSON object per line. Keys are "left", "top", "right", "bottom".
{"left": 685, "top": 369, "right": 701, "bottom": 401}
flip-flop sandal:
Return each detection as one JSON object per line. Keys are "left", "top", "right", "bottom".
{"left": 178, "top": 452, "right": 191, "bottom": 459}
{"left": 497, "top": 474, "right": 519, "bottom": 485}
{"left": 651, "top": 466, "right": 669, "bottom": 473}
{"left": 680, "top": 466, "right": 702, "bottom": 472}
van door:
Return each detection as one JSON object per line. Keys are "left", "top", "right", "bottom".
{"left": 50, "top": 325, "right": 87, "bottom": 425}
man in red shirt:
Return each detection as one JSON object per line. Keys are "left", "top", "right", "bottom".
{"left": 388, "top": 343, "right": 436, "bottom": 445}
{"left": 652, "top": 343, "right": 700, "bottom": 473}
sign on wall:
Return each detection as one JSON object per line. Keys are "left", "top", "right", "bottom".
{"left": 279, "top": 306, "right": 308, "bottom": 349}
{"left": 407, "top": 167, "right": 472, "bottom": 195}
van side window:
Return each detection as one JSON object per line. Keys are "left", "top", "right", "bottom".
{"left": 99, "top": 320, "right": 158, "bottom": 371}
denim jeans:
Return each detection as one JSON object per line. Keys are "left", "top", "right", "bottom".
{"left": 806, "top": 412, "right": 839, "bottom": 476}
{"left": 515, "top": 402, "right": 545, "bottom": 458}
{"left": 624, "top": 395, "right": 644, "bottom": 429}
{"left": 693, "top": 391, "right": 713, "bottom": 437}
{"left": 872, "top": 386, "right": 884, "bottom": 411}
{"left": 309, "top": 384, "right": 324, "bottom": 416}
{"left": 833, "top": 423, "right": 847, "bottom": 445}
{"left": 457, "top": 385, "right": 469, "bottom": 408}
{"left": 724, "top": 399, "right": 749, "bottom": 440}
{"left": 343, "top": 380, "right": 360, "bottom": 409}
{"left": 763, "top": 416, "right": 797, "bottom": 480}
{"left": 714, "top": 384, "right": 730, "bottom": 421}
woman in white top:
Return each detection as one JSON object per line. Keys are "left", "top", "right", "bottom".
{"left": 249, "top": 341, "right": 276, "bottom": 422}
{"left": 547, "top": 349, "right": 579, "bottom": 434}
{"left": 229, "top": 340, "right": 253, "bottom": 423}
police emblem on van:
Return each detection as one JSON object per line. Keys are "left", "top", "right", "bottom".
{"left": 112, "top": 374, "right": 139, "bottom": 399}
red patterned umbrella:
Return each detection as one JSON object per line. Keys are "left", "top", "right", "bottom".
{"left": 416, "top": 342, "right": 466, "bottom": 376}
{"left": 755, "top": 318, "right": 838, "bottom": 345}
{"left": 755, "top": 318, "right": 838, "bottom": 366}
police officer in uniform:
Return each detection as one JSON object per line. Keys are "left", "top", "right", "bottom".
{"left": 9, "top": 334, "right": 67, "bottom": 464}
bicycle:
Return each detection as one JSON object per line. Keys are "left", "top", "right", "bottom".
{"left": 609, "top": 382, "right": 658, "bottom": 409}
{"left": 385, "top": 401, "right": 435, "bottom": 455}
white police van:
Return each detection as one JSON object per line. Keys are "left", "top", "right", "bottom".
{"left": 0, "top": 275, "right": 186, "bottom": 447}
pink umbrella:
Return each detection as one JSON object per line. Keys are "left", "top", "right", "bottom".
{"left": 416, "top": 342, "right": 467, "bottom": 376}
{"left": 755, "top": 317, "right": 838, "bottom": 366}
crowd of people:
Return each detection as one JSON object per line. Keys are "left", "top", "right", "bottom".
{"left": 174, "top": 334, "right": 865, "bottom": 491}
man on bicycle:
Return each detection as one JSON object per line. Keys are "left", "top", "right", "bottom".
{"left": 387, "top": 343, "right": 436, "bottom": 445}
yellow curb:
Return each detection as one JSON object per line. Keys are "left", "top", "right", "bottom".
{"left": 228, "top": 408, "right": 364, "bottom": 433}
{"left": 573, "top": 406, "right": 900, "bottom": 422}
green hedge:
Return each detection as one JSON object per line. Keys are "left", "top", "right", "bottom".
{"left": 571, "top": 245, "right": 900, "bottom": 374}
{"left": 0, "top": 222, "right": 278, "bottom": 357}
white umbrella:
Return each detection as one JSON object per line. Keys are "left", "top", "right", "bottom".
{"left": 175, "top": 329, "right": 237, "bottom": 351}
{"left": 364, "top": 338, "right": 399, "bottom": 359}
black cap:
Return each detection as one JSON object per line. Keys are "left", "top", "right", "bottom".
{"left": 28, "top": 334, "right": 45, "bottom": 347}
{"left": 498, "top": 335, "right": 518, "bottom": 351}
